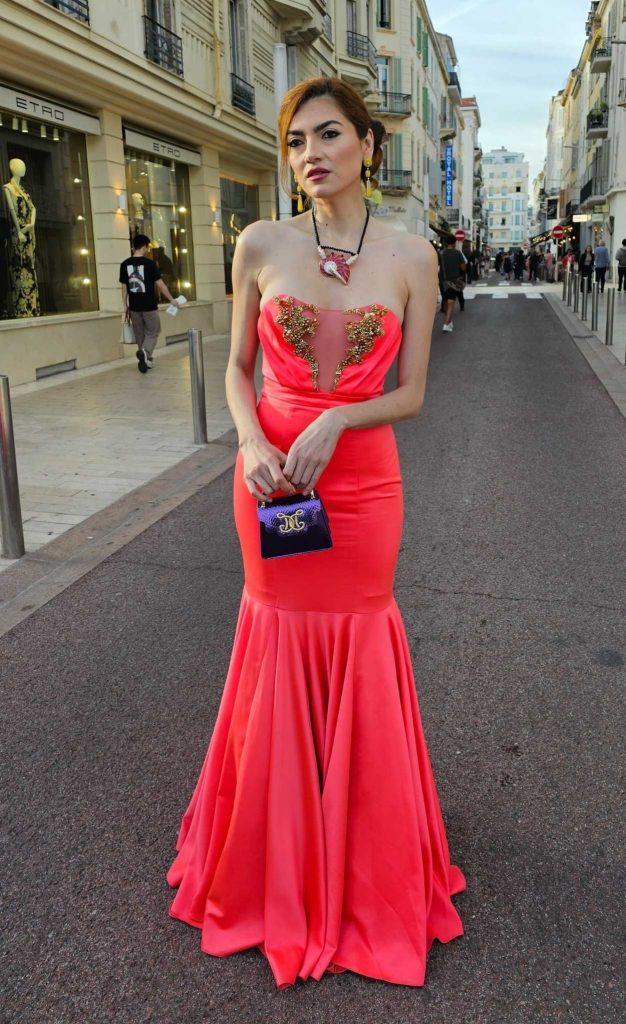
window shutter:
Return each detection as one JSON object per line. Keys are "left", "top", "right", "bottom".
{"left": 390, "top": 56, "right": 401, "bottom": 94}
{"left": 422, "top": 86, "right": 429, "bottom": 130}
{"left": 416, "top": 14, "right": 422, "bottom": 55}
{"left": 423, "top": 31, "right": 429, "bottom": 67}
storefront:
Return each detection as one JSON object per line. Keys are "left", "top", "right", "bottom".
{"left": 0, "top": 83, "right": 100, "bottom": 322}
{"left": 123, "top": 127, "right": 198, "bottom": 303}
{"left": 219, "top": 176, "right": 259, "bottom": 296}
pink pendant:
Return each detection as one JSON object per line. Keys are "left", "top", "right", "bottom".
{"left": 319, "top": 252, "right": 351, "bottom": 285}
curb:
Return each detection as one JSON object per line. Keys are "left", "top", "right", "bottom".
{"left": 0, "top": 432, "right": 238, "bottom": 639}
{"left": 543, "top": 294, "right": 626, "bottom": 420}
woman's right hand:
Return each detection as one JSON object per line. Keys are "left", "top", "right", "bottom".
{"left": 240, "top": 436, "right": 296, "bottom": 500}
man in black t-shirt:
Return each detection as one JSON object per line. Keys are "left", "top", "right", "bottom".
{"left": 119, "top": 234, "right": 177, "bottom": 373}
{"left": 438, "top": 236, "right": 467, "bottom": 333}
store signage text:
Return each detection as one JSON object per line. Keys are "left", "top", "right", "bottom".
{"left": 124, "top": 128, "right": 201, "bottom": 166}
{"left": 445, "top": 145, "right": 454, "bottom": 207}
{"left": 0, "top": 84, "right": 101, "bottom": 135}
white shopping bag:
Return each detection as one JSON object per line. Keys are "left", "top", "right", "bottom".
{"left": 121, "top": 319, "right": 135, "bottom": 344}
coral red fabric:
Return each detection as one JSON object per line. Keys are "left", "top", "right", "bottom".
{"left": 167, "top": 296, "right": 466, "bottom": 988}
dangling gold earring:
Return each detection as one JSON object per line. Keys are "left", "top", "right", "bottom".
{"left": 296, "top": 180, "right": 304, "bottom": 213}
{"left": 363, "top": 157, "right": 373, "bottom": 198}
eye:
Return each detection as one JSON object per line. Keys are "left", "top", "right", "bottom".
{"left": 322, "top": 130, "right": 340, "bottom": 140}
{"left": 287, "top": 138, "right": 302, "bottom": 148}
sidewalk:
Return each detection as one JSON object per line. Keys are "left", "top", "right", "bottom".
{"left": 1, "top": 333, "right": 234, "bottom": 572}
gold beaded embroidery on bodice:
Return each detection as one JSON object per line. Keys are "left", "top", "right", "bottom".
{"left": 271, "top": 296, "right": 389, "bottom": 393}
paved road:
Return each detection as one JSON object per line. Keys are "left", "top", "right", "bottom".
{"left": 2, "top": 294, "right": 624, "bottom": 1024}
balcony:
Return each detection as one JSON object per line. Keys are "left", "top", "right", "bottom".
{"left": 619, "top": 78, "right": 626, "bottom": 107}
{"left": 444, "top": 207, "right": 460, "bottom": 226}
{"left": 45, "top": 0, "right": 89, "bottom": 21}
{"left": 579, "top": 174, "right": 607, "bottom": 207}
{"left": 379, "top": 169, "right": 411, "bottom": 192}
{"left": 440, "top": 115, "right": 456, "bottom": 141}
{"left": 586, "top": 107, "right": 608, "bottom": 138}
{"left": 143, "top": 15, "right": 183, "bottom": 76}
{"left": 346, "top": 31, "right": 377, "bottom": 72}
{"left": 231, "top": 73, "right": 255, "bottom": 116}
{"left": 447, "top": 70, "right": 462, "bottom": 104}
{"left": 590, "top": 39, "right": 612, "bottom": 73}
{"left": 378, "top": 91, "right": 411, "bottom": 116}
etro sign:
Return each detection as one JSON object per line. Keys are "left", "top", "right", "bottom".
{"left": 0, "top": 84, "right": 101, "bottom": 134}
{"left": 123, "top": 128, "right": 201, "bottom": 167}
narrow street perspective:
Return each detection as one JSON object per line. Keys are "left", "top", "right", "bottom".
{"left": 1, "top": 1, "right": 625, "bottom": 1022}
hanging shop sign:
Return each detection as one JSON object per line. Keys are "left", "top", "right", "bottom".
{"left": 0, "top": 83, "right": 101, "bottom": 134}
{"left": 444, "top": 144, "right": 454, "bottom": 208}
{"left": 124, "top": 127, "right": 201, "bottom": 166}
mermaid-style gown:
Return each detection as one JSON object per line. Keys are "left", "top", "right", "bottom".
{"left": 167, "top": 294, "right": 466, "bottom": 988}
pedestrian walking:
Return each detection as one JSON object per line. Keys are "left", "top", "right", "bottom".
{"left": 593, "top": 238, "right": 610, "bottom": 293}
{"left": 578, "top": 245, "right": 594, "bottom": 293}
{"left": 166, "top": 75, "right": 465, "bottom": 990}
{"left": 119, "top": 234, "right": 178, "bottom": 373}
{"left": 495, "top": 250, "right": 503, "bottom": 275}
{"left": 439, "top": 234, "right": 467, "bottom": 332}
{"left": 529, "top": 249, "right": 540, "bottom": 283}
{"left": 503, "top": 251, "right": 512, "bottom": 281}
{"left": 544, "top": 248, "right": 555, "bottom": 282}
{"left": 616, "top": 238, "right": 626, "bottom": 292}
{"left": 514, "top": 249, "right": 525, "bottom": 282}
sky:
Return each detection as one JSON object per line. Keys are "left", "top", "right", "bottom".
{"left": 426, "top": 0, "right": 591, "bottom": 182}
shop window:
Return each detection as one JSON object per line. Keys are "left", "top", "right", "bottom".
{"left": 125, "top": 148, "right": 195, "bottom": 301}
{"left": 0, "top": 115, "right": 97, "bottom": 319}
{"left": 220, "top": 177, "right": 259, "bottom": 296}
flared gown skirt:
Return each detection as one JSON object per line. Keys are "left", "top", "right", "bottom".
{"left": 167, "top": 384, "right": 466, "bottom": 988}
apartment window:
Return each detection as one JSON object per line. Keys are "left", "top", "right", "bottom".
{"left": 501, "top": 217, "right": 506, "bottom": 226}
{"left": 347, "top": 0, "right": 357, "bottom": 34}
{"left": 376, "top": 0, "right": 391, "bottom": 29}
{"left": 144, "top": 0, "right": 183, "bottom": 75}
{"left": 45, "top": 0, "right": 89, "bottom": 23}
{"left": 229, "top": 0, "right": 249, "bottom": 79}
{"left": 377, "top": 56, "right": 389, "bottom": 94}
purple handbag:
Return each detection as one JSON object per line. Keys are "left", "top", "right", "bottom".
{"left": 257, "top": 490, "right": 332, "bottom": 559}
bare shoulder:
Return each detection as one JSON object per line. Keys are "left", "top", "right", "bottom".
{"left": 398, "top": 233, "right": 438, "bottom": 271}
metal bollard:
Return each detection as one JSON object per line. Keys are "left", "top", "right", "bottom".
{"left": 604, "top": 288, "right": 615, "bottom": 346}
{"left": 0, "top": 375, "right": 25, "bottom": 559}
{"left": 187, "top": 328, "right": 208, "bottom": 444}
{"left": 581, "top": 281, "right": 589, "bottom": 321}
{"left": 562, "top": 267, "right": 568, "bottom": 301}
{"left": 573, "top": 273, "right": 580, "bottom": 313}
{"left": 567, "top": 268, "right": 574, "bottom": 306}
{"left": 591, "top": 282, "right": 599, "bottom": 331}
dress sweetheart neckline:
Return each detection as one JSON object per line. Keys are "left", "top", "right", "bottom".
{"left": 260, "top": 293, "right": 403, "bottom": 328}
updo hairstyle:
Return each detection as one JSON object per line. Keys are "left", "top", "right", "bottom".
{"left": 277, "top": 76, "right": 386, "bottom": 196}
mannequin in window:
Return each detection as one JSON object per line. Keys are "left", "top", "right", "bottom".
{"left": 131, "top": 192, "right": 147, "bottom": 233}
{"left": 2, "top": 158, "right": 40, "bottom": 317}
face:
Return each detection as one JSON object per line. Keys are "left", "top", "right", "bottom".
{"left": 286, "top": 96, "right": 373, "bottom": 201}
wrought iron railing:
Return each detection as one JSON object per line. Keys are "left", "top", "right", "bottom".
{"left": 591, "top": 39, "right": 611, "bottom": 65}
{"left": 580, "top": 175, "right": 607, "bottom": 203}
{"left": 143, "top": 15, "right": 184, "bottom": 76}
{"left": 231, "top": 73, "right": 255, "bottom": 116}
{"left": 586, "top": 108, "right": 609, "bottom": 132}
{"left": 378, "top": 91, "right": 411, "bottom": 115}
{"left": 448, "top": 70, "right": 462, "bottom": 93}
{"left": 45, "top": 0, "right": 89, "bottom": 22}
{"left": 379, "top": 169, "right": 411, "bottom": 190}
{"left": 346, "top": 31, "right": 377, "bottom": 72}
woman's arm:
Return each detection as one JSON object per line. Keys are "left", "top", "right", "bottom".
{"left": 3, "top": 186, "right": 25, "bottom": 242}
{"left": 284, "top": 237, "right": 437, "bottom": 492}
{"left": 225, "top": 221, "right": 295, "bottom": 498}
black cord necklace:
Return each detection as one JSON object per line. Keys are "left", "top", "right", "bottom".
{"left": 312, "top": 207, "right": 370, "bottom": 285}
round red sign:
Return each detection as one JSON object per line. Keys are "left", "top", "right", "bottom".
{"left": 454, "top": 229, "right": 466, "bottom": 242}
{"left": 551, "top": 225, "right": 565, "bottom": 239}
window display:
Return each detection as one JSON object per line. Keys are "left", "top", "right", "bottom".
{"left": 220, "top": 178, "right": 259, "bottom": 295}
{"left": 0, "top": 115, "right": 97, "bottom": 319}
{"left": 125, "top": 149, "right": 195, "bottom": 302}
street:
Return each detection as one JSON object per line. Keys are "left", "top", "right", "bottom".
{"left": 1, "top": 292, "right": 624, "bottom": 1024}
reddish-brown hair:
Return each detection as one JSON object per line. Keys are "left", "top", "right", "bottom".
{"left": 277, "top": 76, "right": 386, "bottom": 196}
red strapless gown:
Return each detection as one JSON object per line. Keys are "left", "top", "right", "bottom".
{"left": 167, "top": 294, "right": 466, "bottom": 988}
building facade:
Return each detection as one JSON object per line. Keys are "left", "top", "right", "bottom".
{"left": 0, "top": 0, "right": 480, "bottom": 386}
{"left": 554, "top": 0, "right": 626, "bottom": 261}
{"left": 482, "top": 147, "right": 530, "bottom": 251}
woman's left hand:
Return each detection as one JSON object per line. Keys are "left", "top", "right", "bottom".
{"left": 284, "top": 409, "right": 346, "bottom": 492}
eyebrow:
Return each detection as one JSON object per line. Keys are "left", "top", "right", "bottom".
{"left": 286, "top": 119, "right": 343, "bottom": 137}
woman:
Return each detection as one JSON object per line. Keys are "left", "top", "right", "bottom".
{"left": 503, "top": 251, "right": 512, "bottom": 281}
{"left": 167, "top": 76, "right": 466, "bottom": 990}
{"left": 578, "top": 245, "right": 594, "bottom": 292}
